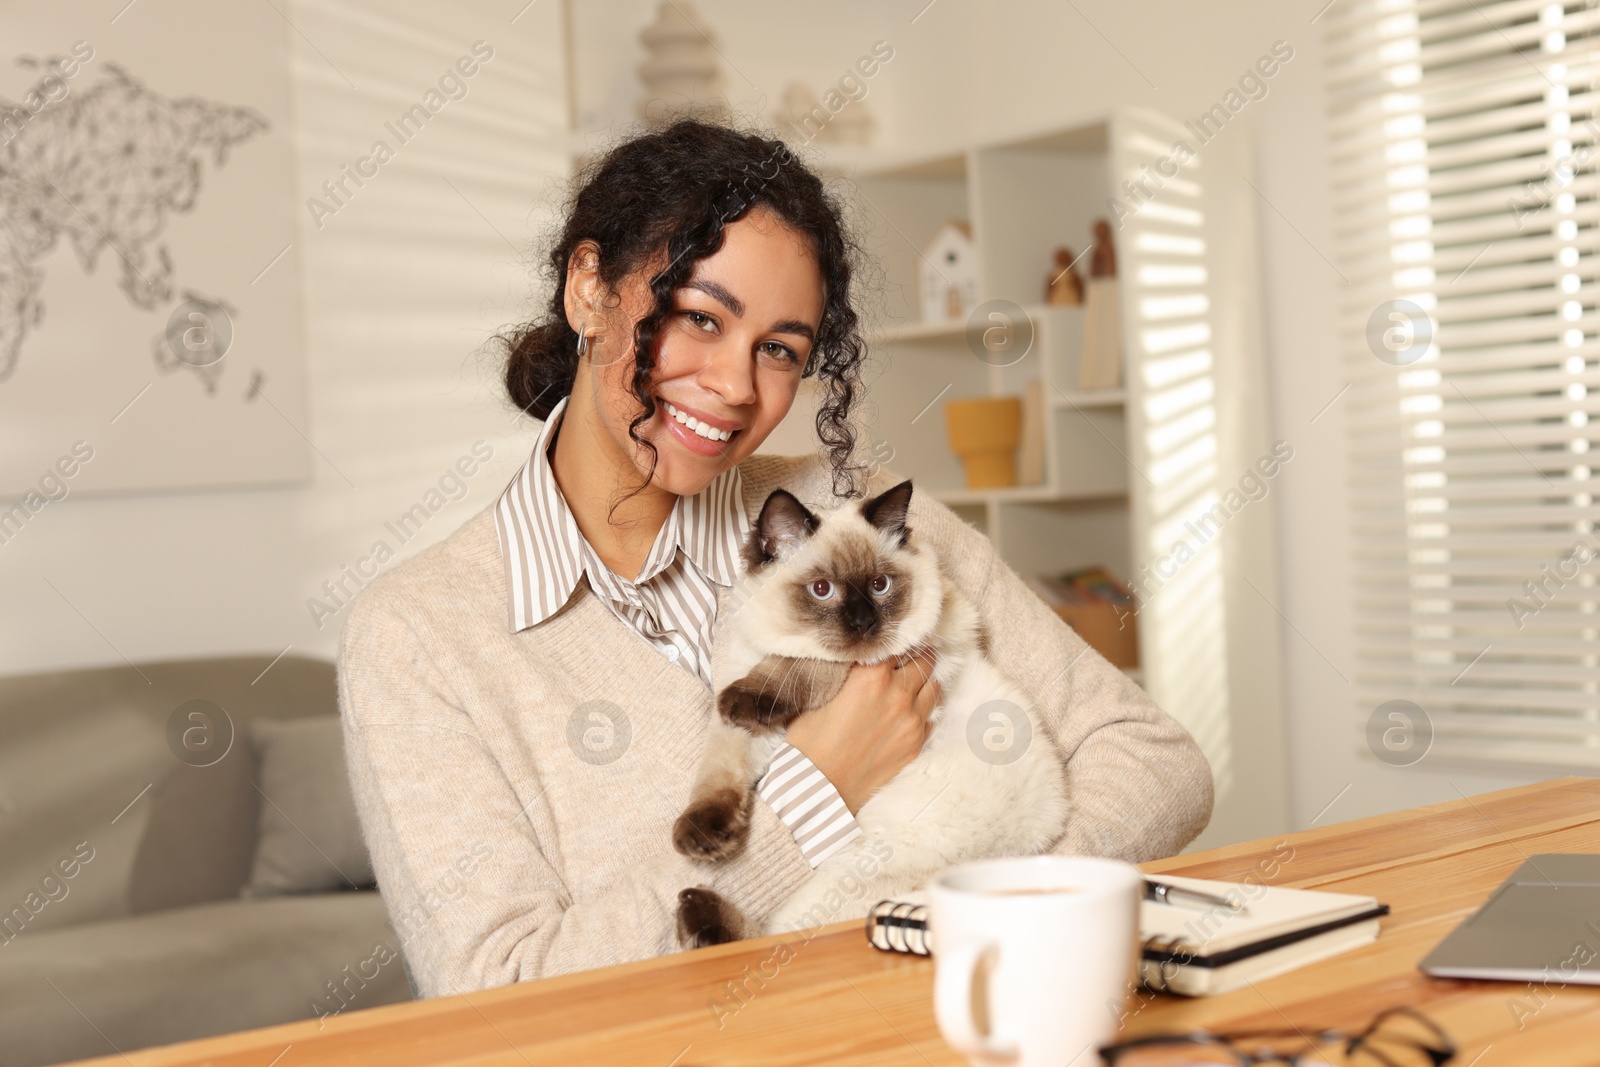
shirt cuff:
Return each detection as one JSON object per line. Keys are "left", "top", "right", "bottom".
{"left": 756, "top": 740, "right": 862, "bottom": 869}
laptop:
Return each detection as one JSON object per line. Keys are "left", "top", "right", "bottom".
{"left": 1420, "top": 854, "right": 1600, "bottom": 983}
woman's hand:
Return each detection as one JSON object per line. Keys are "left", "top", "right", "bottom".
{"left": 783, "top": 645, "right": 942, "bottom": 815}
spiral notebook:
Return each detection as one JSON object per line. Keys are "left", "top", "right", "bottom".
{"left": 866, "top": 874, "right": 1388, "bottom": 996}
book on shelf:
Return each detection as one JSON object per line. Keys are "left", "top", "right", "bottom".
{"left": 1025, "top": 566, "right": 1139, "bottom": 669}
{"left": 1016, "top": 377, "right": 1047, "bottom": 485}
{"left": 865, "top": 873, "right": 1388, "bottom": 997}
{"left": 1077, "top": 275, "right": 1123, "bottom": 391}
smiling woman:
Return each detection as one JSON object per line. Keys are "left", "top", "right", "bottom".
{"left": 546, "top": 201, "right": 833, "bottom": 564}
{"left": 334, "top": 118, "right": 1212, "bottom": 1000}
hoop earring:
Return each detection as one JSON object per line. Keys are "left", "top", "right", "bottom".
{"left": 575, "top": 323, "right": 589, "bottom": 359}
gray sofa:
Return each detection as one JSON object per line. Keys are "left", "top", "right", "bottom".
{"left": 0, "top": 655, "right": 412, "bottom": 1067}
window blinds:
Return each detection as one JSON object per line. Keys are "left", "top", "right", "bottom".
{"left": 1324, "top": 0, "right": 1600, "bottom": 766}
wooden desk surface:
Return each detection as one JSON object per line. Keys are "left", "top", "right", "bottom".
{"left": 67, "top": 776, "right": 1600, "bottom": 1067}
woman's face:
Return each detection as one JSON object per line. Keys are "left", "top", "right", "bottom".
{"left": 571, "top": 205, "right": 825, "bottom": 497}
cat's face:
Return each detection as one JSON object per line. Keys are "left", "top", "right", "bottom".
{"left": 739, "top": 479, "right": 942, "bottom": 662}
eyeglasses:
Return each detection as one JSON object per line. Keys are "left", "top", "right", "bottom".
{"left": 1098, "top": 1005, "right": 1456, "bottom": 1066}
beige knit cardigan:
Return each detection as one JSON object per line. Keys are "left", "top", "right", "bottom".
{"left": 337, "top": 450, "right": 1214, "bottom": 999}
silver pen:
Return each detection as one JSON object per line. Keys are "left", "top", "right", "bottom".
{"left": 1144, "top": 878, "right": 1250, "bottom": 915}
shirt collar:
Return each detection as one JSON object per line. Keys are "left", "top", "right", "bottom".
{"left": 491, "top": 392, "right": 749, "bottom": 632}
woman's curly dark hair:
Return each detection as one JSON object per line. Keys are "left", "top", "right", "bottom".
{"left": 497, "top": 117, "right": 872, "bottom": 506}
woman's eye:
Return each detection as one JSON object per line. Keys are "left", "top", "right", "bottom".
{"left": 809, "top": 579, "right": 834, "bottom": 600}
{"left": 760, "top": 341, "right": 801, "bottom": 364}
{"left": 683, "top": 310, "right": 716, "bottom": 332}
{"left": 870, "top": 574, "right": 892, "bottom": 595}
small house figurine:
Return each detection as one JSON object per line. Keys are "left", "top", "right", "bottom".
{"left": 1045, "top": 247, "right": 1084, "bottom": 306}
{"left": 919, "top": 219, "right": 980, "bottom": 324}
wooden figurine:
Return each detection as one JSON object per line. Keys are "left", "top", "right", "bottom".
{"left": 1046, "top": 247, "right": 1084, "bottom": 306}
{"left": 1090, "top": 219, "right": 1117, "bottom": 278}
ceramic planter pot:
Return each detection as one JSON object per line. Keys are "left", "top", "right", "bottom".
{"left": 944, "top": 396, "right": 1023, "bottom": 488}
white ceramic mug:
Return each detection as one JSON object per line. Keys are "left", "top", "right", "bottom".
{"left": 929, "top": 855, "right": 1143, "bottom": 1067}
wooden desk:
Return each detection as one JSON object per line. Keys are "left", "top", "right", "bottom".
{"left": 69, "top": 777, "right": 1600, "bottom": 1067}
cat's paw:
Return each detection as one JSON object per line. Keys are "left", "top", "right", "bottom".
{"left": 677, "top": 886, "right": 747, "bottom": 948}
{"left": 672, "top": 787, "right": 753, "bottom": 861}
{"left": 718, "top": 681, "right": 804, "bottom": 730}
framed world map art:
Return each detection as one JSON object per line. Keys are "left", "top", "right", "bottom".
{"left": 0, "top": 0, "right": 309, "bottom": 496}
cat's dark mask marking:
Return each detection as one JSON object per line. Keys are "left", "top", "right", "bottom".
{"left": 743, "top": 488, "right": 820, "bottom": 572}
{"left": 862, "top": 479, "right": 914, "bottom": 547}
{"left": 785, "top": 520, "right": 915, "bottom": 657}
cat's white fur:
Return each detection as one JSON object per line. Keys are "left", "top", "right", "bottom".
{"left": 705, "top": 489, "right": 1071, "bottom": 935}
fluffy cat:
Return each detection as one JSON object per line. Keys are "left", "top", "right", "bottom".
{"left": 671, "top": 478, "right": 1070, "bottom": 947}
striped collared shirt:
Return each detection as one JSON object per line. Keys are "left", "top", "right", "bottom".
{"left": 491, "top": 393, "right": 860, "bottom": 867}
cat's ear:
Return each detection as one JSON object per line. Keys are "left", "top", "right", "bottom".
{"left": 862, "top": 479, "right": 913, "bottom": 546}
{"left": 748, "top": 488, "right": 819, "bottom": 566}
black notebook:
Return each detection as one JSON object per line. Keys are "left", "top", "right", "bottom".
{"left": 866, "top": 874, "right": 1388, "bottom": 996}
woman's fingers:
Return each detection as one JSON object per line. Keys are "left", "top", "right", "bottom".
{"left": 900, "top": 645, "right": 938, "bottom": 695}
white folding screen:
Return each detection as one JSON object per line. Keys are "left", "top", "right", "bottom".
{"left": 1325, "top": 0, "right": 1600, "bottom": 766}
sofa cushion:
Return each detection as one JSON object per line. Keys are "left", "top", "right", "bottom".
{"left": 0, "top": 890, "right": 410, "bottom": 1067}
{"left": 244, "top": 716, "right": 376, "bottom": 896}
{"left": 127, "top": 732, "right": 259, "bottom": 914}
{"left": 0, "top": 655, "right": 340, "bottom": 931}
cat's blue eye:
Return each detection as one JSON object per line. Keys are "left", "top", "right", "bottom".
{"left": 809, "top": 579, "right": 834, "bottom": 600}
{"left": 870, "top": 575, "right": 892, "bottom": 595}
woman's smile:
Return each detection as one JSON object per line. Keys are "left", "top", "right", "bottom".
{"left": 656, "top": 395, "right": 744, "bottom": 458}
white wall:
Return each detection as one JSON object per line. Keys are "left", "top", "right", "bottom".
{"left": 0, "top": 0, "right": 570, "bottom": 675}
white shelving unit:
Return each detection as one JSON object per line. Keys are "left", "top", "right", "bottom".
{"left": 774, "top": 109, "right": 1292, "bottom": 851}
{"left": 804, "top": 121, "right": 1140, "bottom": 599}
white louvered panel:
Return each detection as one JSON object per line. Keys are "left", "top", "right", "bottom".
{"left": 1433, "top": 284, "right": 1600, "bottom": 320}
{"left": 1355, "top": 611, "right": 1600, "bottom": 630}
{"left": 1364, "top": 660, "right": 1600, "bottom": 684}
{"left": 1355, "top": 635, "right": 1600, "bottom": 657}
{"left": 1350, "top": 531, "right": 1600, "bottom": 550}
{"left": 1331, "top": 134, "right": 1600, "bottom": 196}
{"left": 1327, "top": 0, "right": 1600, "bottom": 770}
{"left": 1357, "top": 629, "right": 1600, "bottom": 653}
{"left": 1347, "top": 365, "right": 1600, "bottom": 397}
{"left": 1354, "top": 476, "right": 1600, "bottom": 503}
{"left": 1330, "top": 238, "right": 1599, "bottom": 288}
{"left": 1329, "top": 64, "right": 1600, "bottom": 140}
{"left": 1334, "top": 207, "right": 1600, "bottom": 272}
{"left": 1109, "top": 106, "right": 1235, "bottom": 791}
{"left": 1353, "top": 684, "right": 1600, "bottom": 713}
{"left": 1439, "top": 257, "right": 1600, "bottom": 295}
{"left": 1341, "top": 340, "right": 1600, "bottom": 380}
{"left": 1344, "top": 394, "right": 1600, "bottom": 429}
{"left": 1347, "top": 424, "right": 1595, "bottom": 452}
{"left": 1427, "top": 738, "right": 1600, "bottom": 764}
